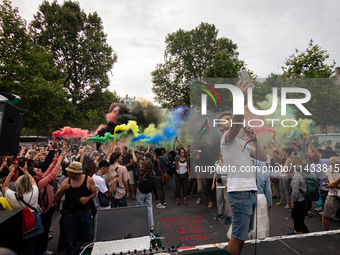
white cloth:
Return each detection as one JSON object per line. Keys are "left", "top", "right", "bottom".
{"left": 92, "top": 174, "right": 110, "bottom": 210}
{"left": 5, "top": 185, "right": 39, "bottom": 213}
{"left": 227, "top": 194, "right": 269, "bottom": 240}
{"left": 326, "top": 166, "right": 340, "bottom": 197}
{"left": 220, "top": 132, "right": 257, "bottom": 192}
{"left": 177, "top": 160, "right": 188, "bottom": 175}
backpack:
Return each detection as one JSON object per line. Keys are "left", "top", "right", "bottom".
{"left": 138, "top": 172, "right": 154, "bottom": 194}
{"left": 36, "top": 178, "right": 48, "bottom": 210}
{"left": 15, "top": 192, "right": 37, "bottom": 234}
{"left": 301, "top": 174, "right": 319, "bottom": 201}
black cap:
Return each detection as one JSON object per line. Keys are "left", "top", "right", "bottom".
{"left": 98, "top": 160, "right": 110, "bottom": 169}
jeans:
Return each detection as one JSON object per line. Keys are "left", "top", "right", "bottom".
{"left": 154, "top": 176, "right": 165, "bottom": 204}
{"left": 110, "top": 195, "right": 128, "bottom": 208}
{"left": 279, "top": 176, "right": 291, "bottom": 203}
{"left": 136, "top": 188, "right": 154, "bottom": 227}
{"left": 62, "top": 211, "right": 94, "bottom": 255}
{"left": 175, "top": 174, "right": 189, "bottom": 198}
{"left": 169, "top": 174, "right": 176, "bottom": 196}
{"left": 228, "top": 191, "right": 256, "bottom": 241}
{"left": 35, "top": 206, "right": 55, "bottom": 255}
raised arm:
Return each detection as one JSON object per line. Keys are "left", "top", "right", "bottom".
{"left": 306, "top": 137, "right": 322, "bottom": 159}
{"left": 2, "top": 165, "right": 15, "bottom": 194}
{"left": 273, "top": 137, "right": 284, "bottom": 158}
{"left": 79, "top": 145, "right": 87, "bottom": 165}
{"left": 224, "top": 81, "right": 251, "bottom": 144}
{"left": 108, "top": 137, "right": 117, "bottom": 159}
{"left": 130, "top": 147, "right": 137, "bottom": 163}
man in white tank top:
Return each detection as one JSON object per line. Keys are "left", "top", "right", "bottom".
{"left": 218, "top": 81, "right": 267, "bottom": 255}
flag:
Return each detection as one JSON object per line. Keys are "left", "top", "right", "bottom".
{"left": 0, "top": 92, "right": 22, "bottom": 104}
{"left": 196, "top": 118, "right": 211, "bottom": 138}
{"left": 286, "top": 129, "right": 296, "bottom": 140}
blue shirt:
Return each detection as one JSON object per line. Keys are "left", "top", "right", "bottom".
{"left": 153, "top": 156, "right": 168, "bottom": 177}
{"left": 253, "top": 160, "right": 272, "bottom": 207}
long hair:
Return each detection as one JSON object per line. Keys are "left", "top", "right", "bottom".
{"left": 142, "top": 159, "right": 154, "bottom": 173}
{"left": 16, "top": 174, "right": 34, "bottom": 194}
{"left": 85, "top": 161, "right": 96, "bottom": 177}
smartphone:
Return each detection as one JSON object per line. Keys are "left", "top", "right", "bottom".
{"left": 19, "top": 157, "right": 26, "bottom": 168}
{"left": 238, "top": 69, "right": 251, "bottom": 84}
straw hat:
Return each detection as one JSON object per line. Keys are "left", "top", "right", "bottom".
{"left": 66, "top": 161, "right": 83, "bottom": 174}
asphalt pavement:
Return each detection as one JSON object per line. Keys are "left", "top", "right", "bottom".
{"left": 47, "top": 182, "right": 340, "bottom": 255}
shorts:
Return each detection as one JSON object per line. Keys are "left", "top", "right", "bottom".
{"left": 323, "top": 195, "right": 340, "bottom": 218}
{"left": 128, "top": 171, "right": 135, "bottom": 185}
{"left": 228, "top": 191, "right": 256, "bottom": 241}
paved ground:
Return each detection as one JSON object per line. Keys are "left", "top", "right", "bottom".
{"left": 47, "top": 182, "right": 340, "bottom": 254}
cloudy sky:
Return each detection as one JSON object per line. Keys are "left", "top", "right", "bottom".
{"left": 11, "top": 0, "right": 340, "bottom": 104}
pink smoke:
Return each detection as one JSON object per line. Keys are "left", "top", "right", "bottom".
{"left": 105, "top": 112, "right": 117, "bottom": 123}
{"left": 53, "top": 127, "right": 89, "bottom": 141}
{"left": 88, "top": 124, "right": 107, "bottom": 137}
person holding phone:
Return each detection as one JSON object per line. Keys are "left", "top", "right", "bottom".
{"left": 217, "top": 80, "right": 267, "bottom": 255}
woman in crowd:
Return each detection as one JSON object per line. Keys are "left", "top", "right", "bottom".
{"left": 288, "top": 157, "right": 310, "bottom": 234}
{"left": 270, "top": 150, "right": 281, "bottom": 198}
{"left": 28, "top": 152, "right": 64, "bottom": 255}
{"left": 131, "top": 147, "right": 155, "bottom": 231}
{"left": 3, "top": 165, "right": 43, "bottom": 255}
{"left": 274, "top": 137, "right": 293, "bottom": 209}
{"left": 175, "top": 147, "right": 190, "bottom": 206}
{"left": 168, "top": 151, "right": 177, "bottom": 198}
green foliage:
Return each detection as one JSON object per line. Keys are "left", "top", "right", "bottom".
{"left": 30, "top": 0, "right": 117, "bottom": 106}
{"left": 0, "top": 0, "right": 69, "bottom": 133}
{"left": 282, "top": 39, "right": 336, "bottom": 78}
{"left": 151, "top": 22, "right": 242, "bottom": 108}
{"left": 76, "top": 89, "right": 121, "bottom": 130}
{"left": 281, "top": 40, "right": 339, "bottom": 126}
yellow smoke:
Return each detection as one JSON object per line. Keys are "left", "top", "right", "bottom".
{"left": 114, "top": 120, "right": 139, "bottom": 137}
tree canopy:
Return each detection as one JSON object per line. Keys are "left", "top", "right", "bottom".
{"left": 30, "top": 0, "right": 117, "bottom": 106}
{"left": 151, "top": 22, "right": 242, "bottom": 108}
{"left": 0, "top": 0, "right": 69, "bottom": 134}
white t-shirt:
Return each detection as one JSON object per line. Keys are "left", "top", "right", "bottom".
{"left": 220, "top": 132, "right": 257, "bottom": 192}
{"left": 5, "top": 185, "right": 39, "bottom": 213}
{"left": 92, "top": 174, "right": 110, "bottom": 210}
{"left": 326, "top": 166, "right": 340, "bottom": 197}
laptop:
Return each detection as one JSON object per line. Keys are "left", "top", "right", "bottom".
{"left": 91, "top": 206, "right": 151, "bottom": 254}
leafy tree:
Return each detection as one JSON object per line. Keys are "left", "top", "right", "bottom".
{"left": 282, "top": 39, "right": 335, "bottom": 78}
{"left": 281, "top": 40, "right": 339, "bottom": 126}
{"left": 0, "top": 0, "right": 69, "bottom": 135}
{"left": 30, "top": 0, "right": 117, "bottom": 106}
{"left": 76, "top": 89, "right": 121, "bottom": 130}
{"left": 151, "top": 22, "right": 242, "bottom": 108}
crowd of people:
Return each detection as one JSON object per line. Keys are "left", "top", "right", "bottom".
{"left": 1, "top": 101, "right": 340, "bottom": 254}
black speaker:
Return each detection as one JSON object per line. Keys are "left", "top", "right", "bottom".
{"left": 0, "top": 102, "right": 25, "bottom": 155}
{"left": 0, "top": 209, "right": 22, "bottom": 254}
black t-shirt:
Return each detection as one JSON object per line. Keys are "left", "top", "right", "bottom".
{"left": 122, "top": 153, "right": 134, "bottom": 171}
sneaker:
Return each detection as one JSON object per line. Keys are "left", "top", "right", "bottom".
{"left": 287, "top": 230, "right": 301, "bottom": 235}
{"left": 132, "top": 195, "right": 135, "bottom": 201}
{"left": 224, "top": 217, "right": 231, "bottom": 224}
{"left": 42, "top": 250, "right": 53, "bottom": 255}
{"left": 150, "top": 226, "right": 154, "bottom": 231}
{"left": 48, "top": 235, "right": 53, "bottom": 241}
{"left": 187, "top": 194, "right": 191, "bottom": 197}
{"left": 315, "top": 207, "right": 323, "bottom": 212}
{"left": 196, "top": 198, "right": 201, "bottom": 205}
{"left": 208, "top": 202, "right": 213, "bottom": 208}
{"left": 163, "top": 202, "right": 166, "bottom": 205}
{"left": 156, "top": 203, "right": 166, "bottom": 209}
{"left": 319, "top": 212, "right": 324, "bottom": 216}
{"left": 306, "top": 212, "right": 313, "bottom": 218}
{"left": 214, "top": 214, "right": 224, "bottom": 220}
